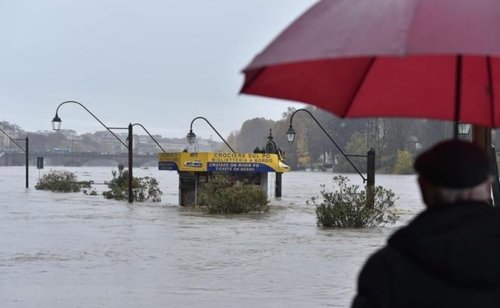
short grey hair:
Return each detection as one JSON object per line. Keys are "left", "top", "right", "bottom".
{"left": 431, "top": 177, "right": 492, "bottom": 204}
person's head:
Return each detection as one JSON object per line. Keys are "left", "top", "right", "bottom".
{"left": 414, "top": 139, "right": 492, "bottom": 206}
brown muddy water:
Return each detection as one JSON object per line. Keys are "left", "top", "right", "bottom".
{"left": 0, "top": 166, "right": 422, "bottom": 307}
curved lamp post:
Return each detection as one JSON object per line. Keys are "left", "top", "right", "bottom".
{"left": 131, "top": 123, "right": 167, "bottom": 153}
{"left": 52, "top": 101, "right": 166, "bottom": 203}
{"left": 0, "top": 127, "right": 28, "bottom": 188}
{"left": 187, "top": 116, "right": 235, "bottom": 153}
{"left": 52, "top": 101, "right": 128, "bottom": 148}
{"left": 286, "top": 109, "right": 367, "bottom": 183}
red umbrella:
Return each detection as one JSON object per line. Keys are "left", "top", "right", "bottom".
{"left": 240, "top": 0, "right": 500, "bottom": 135}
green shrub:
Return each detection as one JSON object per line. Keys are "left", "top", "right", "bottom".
{"left": 393, "top": 149, "right": 414, "bottom": 174}
{"left": 102, "top": 164, "right": 162, "bottom": 202}
{"left": 308, "top": 175, "right": 398, "bottom": 228}
{"left": 35, "top": 169, "right": 93, "bottom": 192}
{"left": 196, "top": 174, "right": 269, "bottom": 214}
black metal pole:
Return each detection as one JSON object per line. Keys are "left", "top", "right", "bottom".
{"left": 128, "top": 123, "right": 133, "bottom": 203}
{"left": 453, "top": 55, "right": 462, "bottom": 140}
{"left": 366, "top": 148, "right": 375, "bottom": 208}
{"left": 275, "top": 172, "right": 282, "bottom": 198}
{"left": 25, "top": 137, "right": 29, "bottom": 188}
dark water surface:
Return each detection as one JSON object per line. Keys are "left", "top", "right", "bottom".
{"left": 0, "top": 167, "right": 422, "bottom": 307}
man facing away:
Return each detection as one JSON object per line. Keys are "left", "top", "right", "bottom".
{"left": 352, "top": 139, "right": 500, "bottom": 307}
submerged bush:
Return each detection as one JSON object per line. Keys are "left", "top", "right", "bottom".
{"left": 196, "top": 174, "right": 269, "bottom": 214}
{"left": 308, "top": 175, "right": 398, "bottom": 228}
{"left": 35, "top": 169, "right": 93, "bottom": 192}
{"left": 102, "top": 164, "right": 162, "bottom": 202}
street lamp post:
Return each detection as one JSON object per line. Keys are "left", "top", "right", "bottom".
{"left": 286, "top": 109, "right": 367, "bottom": 182}
{"left": 452, "top": 122, "right": 500, "bottom": 206}
{"left": 131, "top": 123, "right": 167, "bottom": 153}
{"left": 106, "top": 124, "right": 133, "bottom": 203}
{"left": 52, "top": 101, "right": 128, "bottom": 148}
{"left": 0, "top": 127, "right": 29, "bottom": 188}
{"left": 187, "top": 116, "right": 235, "bottom": 153}
{"left": 126, "top": 123, "right": 167, "bottom": 203}
{"left": 107, "top": 123, "right": 167, "bottom": 203}
{"left": 52, "top": 101, "right": 134, "bottom": 202}
{"left": 52, "top": 101, "right": 168, "bottom": 203}
{"left": 286, "top": 108, "right": 375, "bottom": 207}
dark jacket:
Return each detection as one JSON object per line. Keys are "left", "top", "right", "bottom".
{"left": 352, "top": 201, "right": 500, "bottom": 308}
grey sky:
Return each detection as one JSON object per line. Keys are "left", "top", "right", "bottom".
{"left": 1, "top": 0, "right": 317, "bottom": 140}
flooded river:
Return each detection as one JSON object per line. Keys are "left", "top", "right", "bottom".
{"left": 0, "top": 166, "right": 423, "bottom": 307}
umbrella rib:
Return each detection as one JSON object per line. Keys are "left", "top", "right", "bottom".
{"left": 342, "top": 57, "right": 376, "bottom": 118}
{"left": 453, "top": 55, "right": 462, "bottom": 139}
{"left": 487, "top": 56, "right": 496, "bottom": 127}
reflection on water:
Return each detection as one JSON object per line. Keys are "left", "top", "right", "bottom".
{"left": 0, "top": 167, "right": 423, "bottom": 307}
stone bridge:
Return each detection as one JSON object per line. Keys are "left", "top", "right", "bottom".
{"left": 0, "top": 151, "right": 159, "bottom": 167}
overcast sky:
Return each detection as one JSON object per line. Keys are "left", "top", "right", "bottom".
{"left": 0, "top": 0, "right": 318, "bottom": 140}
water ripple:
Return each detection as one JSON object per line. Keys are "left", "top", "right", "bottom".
{"left": 0, "top": 167, "right": 423, "bottom": 307}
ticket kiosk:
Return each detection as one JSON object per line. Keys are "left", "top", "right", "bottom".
{"left": 158, "top": 151, "right": 290, "bottom": 206}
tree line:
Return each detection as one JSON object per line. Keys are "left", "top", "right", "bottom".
{"left": 3, "top": 112, "right": 499, "bottom": 174}
{"left": 225, "top": 107, "right": 498, "bottom": 174}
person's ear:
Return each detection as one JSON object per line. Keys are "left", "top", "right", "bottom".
{"left": 417, "top": 175, "right": 426, "bottom": 189}
{"left": 417, "top": 175, "right": 432, "bottom": 206}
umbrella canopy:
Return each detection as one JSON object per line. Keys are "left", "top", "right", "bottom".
{"left": 241, "top": 0, "right": 500, "bottom": 129}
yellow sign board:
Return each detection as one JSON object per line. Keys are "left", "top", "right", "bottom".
{"left": 158, "top": 152, "right": 290, "bottom": 173}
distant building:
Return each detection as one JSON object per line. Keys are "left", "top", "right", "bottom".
{"left": 160, "top": 137, "right": 222, "bottom": 152}
{"left": 407, "top": 136, "right": 422, "bottom": 151}
{"left": 57, "top": 129, "right": 78, "bottom": 138}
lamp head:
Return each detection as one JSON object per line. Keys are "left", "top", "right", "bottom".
{"left": 52, "top": 114, "right": 62, "bottom": 130}
{"left": 458, "top": 122, "right": 471, "bottom": 137}
{"left": 268, "top": 128, "right": 273, "bottom": 140}
{"left": 187, "top": 130, "right": 196, "bottom": 145}
{"left": 286, "top": 125, "right": 296, "bottom": 144}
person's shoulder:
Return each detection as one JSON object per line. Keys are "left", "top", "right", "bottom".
{"left": 358, "top": 245, "right": 402, "bottom": 279}
{"left": 354, "top": 246, "right": 399, "bottom": 307}
{"left": 366, "top": 244, "right": 399, "bottom": 264}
